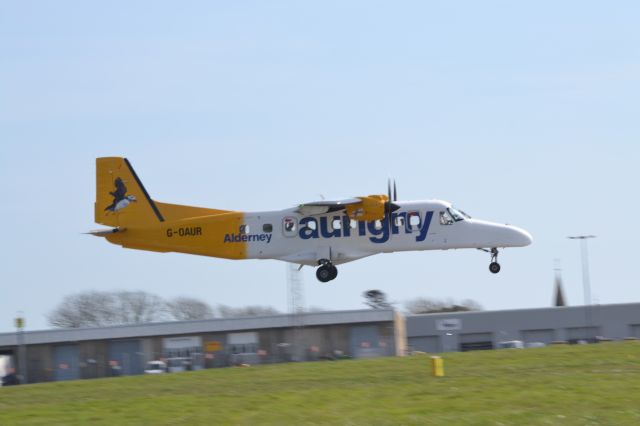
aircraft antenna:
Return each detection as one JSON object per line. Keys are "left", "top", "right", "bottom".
{"left": 287, "top": 263, "right": 305, "bottom": 361}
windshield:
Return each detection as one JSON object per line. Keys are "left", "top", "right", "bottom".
{"left": 448, "top": 207, "right": 470, "bottom": 222}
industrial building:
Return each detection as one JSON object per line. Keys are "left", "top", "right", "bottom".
{"left": 407, "top": 302, "right": 640, "bottom": 353}
{"left": 0, "top": 309, "right": 405, "bottom": 384}
{"left": 2, "top": 303, "right": 640, "bottom": 385}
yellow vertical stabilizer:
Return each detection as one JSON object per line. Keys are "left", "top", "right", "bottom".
{"left": 95, "top": 157, "right": 165, "bottom": 227}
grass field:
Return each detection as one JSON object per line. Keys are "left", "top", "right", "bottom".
{"left": 1, "top": 342, "right": 640, "bottom": 425}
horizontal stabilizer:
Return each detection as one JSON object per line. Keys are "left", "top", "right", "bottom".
{"left": 85, "top": 227, "right": 123, "bottom": 237}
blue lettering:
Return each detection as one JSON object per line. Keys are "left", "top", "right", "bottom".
{"left": 320, "top": 217, "right": 341, "bottom": 238}
{"left": 223, "top": 233, "right": 273, "bottom": 244}
{"left": 288, "top": 211, "right": 433, "bottom": 244}
{"left": 367, "top": 219, "right": 389, "bottom": 244}
{"left": 299, "top": 217, "right": 319, "bottom": 239}
{"left": 390, "top": 213, "right": 400, "bottom": 235}
{"left": 342, "top": 216, "right": 351, "bottom": 237}
{"left": 358, "top": 220, "right": 367, "bottom": 236}
{"left": 415, "top": 211, "right": 434, "bottom": 242}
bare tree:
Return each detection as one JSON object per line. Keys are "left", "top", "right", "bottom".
{"left": 363, "top": 290, "right": 392, "bottom": 309}
{"left": 48, "top": 290, "right": 168, "bottom": 328}
{"left": 167, "top": 297, "right": 214, "bottom": 321}
{"left": 48, "top": 291, "right": 116, "bottom": 328}
{"left": 404, "top": 297, "right": 482, "bottom": 314}
{"left": 114, "top": 291, "right": 167, "bottom": 324}
{"left": 217, "top": 305, "right": 280, "bottom": 318}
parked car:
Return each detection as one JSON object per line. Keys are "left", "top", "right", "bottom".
{"left": 144, "top": 360, "right": 167, "bottom": 374}
{"left": 166, "top": 357, "right": 192, "bottom": 373}
{"left": 497, "top": 340, "right": 524, "bottom": 349}
{"left": 1, "top": 369, "right": 20, "bottom": 386}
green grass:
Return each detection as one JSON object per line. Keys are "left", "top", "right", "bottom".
{"left": 2, "top": 342, "right": 640, "bottom": 425}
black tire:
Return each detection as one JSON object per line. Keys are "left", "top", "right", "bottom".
{"left": 489, "top": 262, "right": 501, "bottom": 274}
{"left": 316, "top": 265, "right": 332, "bottom": 282}
{"left": 328, "top": 265, "right": 338, "bottom": 280}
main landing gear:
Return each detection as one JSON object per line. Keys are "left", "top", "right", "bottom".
{"left": 316, "top": 259, "right": 338, "bottom": 282}
{"left": 489, "top": 248, "right": 501, "bottom": 274}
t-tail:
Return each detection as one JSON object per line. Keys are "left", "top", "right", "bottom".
{"left": 95, "top": 157, "right": 165, "bottom": 228}
{"left": 90, "top": 157, "right": 244, "bottom": 259}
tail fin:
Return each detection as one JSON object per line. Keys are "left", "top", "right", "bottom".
{"left": 95, "top": 157, "right": 164, "bottom": 227}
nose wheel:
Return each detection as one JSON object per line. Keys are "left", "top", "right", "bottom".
{"left": 489, "top": 248, "right": 501, "bottom": 274}
{"left": 316, "top": 259, "right": 338, "bottom": 282}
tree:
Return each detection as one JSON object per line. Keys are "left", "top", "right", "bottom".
{"left": 217, "top": 305, "right": 280, "bottom": 318}
{"left": 363, "top": 290, "right": 392, "bottom": 309}
{"left": 404, "top": 297, "right": 482, "bottom": 314}
{"left": 113, "top": 291, "right": 167, "bottom": 324}
{"left": 48, "top": 290, "right": 282, "bottom": 328}
{"left": 553, "top": 273, "right": 567, "bottom": 307}
{"left": 48, "top": 290, "right": 168, "bottom": 328}
{"left": 167, "top": 297, "right": 215, "bottom": 321}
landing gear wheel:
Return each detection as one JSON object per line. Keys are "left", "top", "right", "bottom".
{"left": 316, "top": 259, "right": 338, "bottom": 282}
{"left": 316, "top": 265, "right": 333, "bottom": 282}
{"left": 328, "top": 265, "right": 338, "bottom": 280}
{"left": 488, "top": 248, "right": 501, "bottom": 274}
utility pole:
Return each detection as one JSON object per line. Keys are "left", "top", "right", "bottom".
{"left": 568, "top": 235, "right": 596, "bottom": 339}
{"left": 15, "top": 312, "right": 27, "bottom": 384}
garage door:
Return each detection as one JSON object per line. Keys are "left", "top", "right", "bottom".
{"left": 566, "top": 326, "right": 600, "bottom": 341}
{"left": 109, "top": 340, "right": 143, "bottom": 376}
{"left": 350, "top": 325, "right": 382, "bottom": 358}
{"left": 54, "top": 345, "right": 80, "bottom": 381}
{"left": 409, "top": 336, "right": 440, "bottom": 353}
{"left": 521, "top": 329, "right": 555, "bottom": 344}
{"left": 459, "top": 332, "right": 493, "bottom": 352}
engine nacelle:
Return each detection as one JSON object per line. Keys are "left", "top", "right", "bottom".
{"left": 346, "top": 195, "right": 388, "bottom": 221}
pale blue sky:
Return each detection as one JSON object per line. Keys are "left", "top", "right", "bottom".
{"left": 1, "top": 1, "right": 638, "bottom": 332}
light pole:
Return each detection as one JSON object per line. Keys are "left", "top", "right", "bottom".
{"left": 567, "top": 235, "right": 596, "bottom": 339}
{"left": 15, "top": 312, "right": 27, "bottom": 384}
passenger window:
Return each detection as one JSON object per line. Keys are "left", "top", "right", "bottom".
{"left": 240, "top": 224, "right": 250, "bottom": 234}
{"left": 440, "top": 210, "right": 454, "bottom": 225}
{"left": 374, "top": 220, "right": 383, "bottom": 230}
{"left": 395, "top": 216, "right": 405, "bottom": 227}
{"left": 350, "top": 219, "right": 358, "bottom": 229}
{"left": 408, "top": 212, "right": 421, "bottom": 229}
{"left": 306, "top": 219, "right": 317, "bottom": 230}
{"left": 283, "top": 217, "right": 297, "bottom": 237}
{"left": 263, "top": 224, "right": 273, "bottom": 233}
{"left": 332, "top": 219, "right": 342, "bottom": 230}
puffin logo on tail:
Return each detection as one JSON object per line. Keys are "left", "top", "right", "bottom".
{"left": 104, "top": 177, "right": 137, "bottom": 212}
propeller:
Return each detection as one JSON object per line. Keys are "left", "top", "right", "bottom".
{"left": 385, "top": 179, "right": 400, "bottom": 218}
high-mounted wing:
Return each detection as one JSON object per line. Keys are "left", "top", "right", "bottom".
{"left": 296, "top": 198, "right": 362, "bottom": 216}
{"left": 296, "top": 194, "right": 399, "bottom": 221}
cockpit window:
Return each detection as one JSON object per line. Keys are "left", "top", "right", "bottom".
{"left": 440, "top": 210, "right": 454, "bottom": 225}
{"left": 449, "top": 207, "right": 470, "bottom": 222}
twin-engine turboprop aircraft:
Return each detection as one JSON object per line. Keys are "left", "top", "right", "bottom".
{"left": 90, "top": 157, "right": 532, "bottom": 282}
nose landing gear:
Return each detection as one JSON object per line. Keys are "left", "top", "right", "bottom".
{"left": 316, "top": 259, "right": 338, "bottom": 282}
{"left": 489, "top": 248, "right": 501, "bottom": 274}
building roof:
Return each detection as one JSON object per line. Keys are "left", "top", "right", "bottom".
{"left": 405, "top": 302, "right": 640, "bottom": 337}
{"left": 0, "top": 309, "right": 395, "bottom": 346}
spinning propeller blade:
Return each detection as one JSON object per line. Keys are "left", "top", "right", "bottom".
{"left": 385, "top": 179, "right": 400, "bottom": 219}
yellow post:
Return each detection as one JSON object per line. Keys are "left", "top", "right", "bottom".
{"left": 431, "top": 356, "right": 444, "bottom": 377}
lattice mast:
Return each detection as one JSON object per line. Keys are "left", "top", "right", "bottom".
{"left": 287, "top": 263, "right": 305, "bottom": 360}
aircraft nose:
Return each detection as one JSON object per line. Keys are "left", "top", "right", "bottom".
{"left": 510, "top": 226, "right": 533, "bottom": 247}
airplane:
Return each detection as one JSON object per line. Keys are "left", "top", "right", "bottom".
{"left": 89, "top": 157, "right": 532, "bottom": 282}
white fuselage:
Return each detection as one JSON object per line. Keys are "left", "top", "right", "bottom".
{"left": 240, "top": 200, "right": 532, "bottom": 266}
